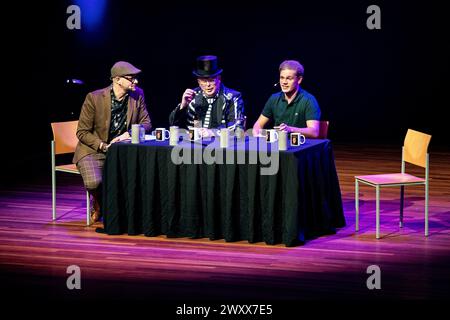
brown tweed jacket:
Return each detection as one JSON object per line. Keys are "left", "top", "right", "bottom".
{"left": 73, "top": 86, "right": 152, "bottom": 164}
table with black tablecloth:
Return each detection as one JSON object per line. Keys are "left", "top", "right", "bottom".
{"left": 102, "top": 136, "right": 345, "bottom": 246}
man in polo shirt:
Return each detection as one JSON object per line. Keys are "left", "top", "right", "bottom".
{"left": 252, "top": 60, "right": 321, "bottom": 138}
{"left": 169, "top": 55, "right": 245, "bottom": 138}
{"left": 74, "top": 61, "right": 152, "bottom": 223}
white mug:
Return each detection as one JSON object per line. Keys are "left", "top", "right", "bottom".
{"left": 277, "top": 130, "right": 287, "bottom": 150}
{"left": 131, "top": 124, "right": 145, "bottom": 144}
{"left": 218, "top": 128, "right": 229, "bottom": 148}
{"left": 152, "top": 128, "right": 170, "bottom": 141}
{"left": 169, "top": 126, "right": 179, "bottom": 146}
{"left": 188, "top": 127, "right": 201, "bottom": 141}
{"left": 290, "top": 133, "right": 306, "bottom": 146}
{"left": 266, "top": 129, "right": 279, "bottom": 143}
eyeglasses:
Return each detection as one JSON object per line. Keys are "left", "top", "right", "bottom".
{"left": 122, "top": 76, "right": 138, "bottom": 84}
{"left": 198, "top": 78, "right": 217, "bottom": 85}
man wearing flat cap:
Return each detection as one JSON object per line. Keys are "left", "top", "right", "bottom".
{"left": 74, "top": 61, "right": 152, "bottom": 223}
{"left": 169, "top": 55, "right": 245, "bottom": 137}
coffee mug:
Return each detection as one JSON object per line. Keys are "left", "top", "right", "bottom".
{"left": 152, "top": 128, "right": 170, "bottom": 141}
{"left": 235, "top": 127, "right": 245, "bottom": 139}
{"left": 188, "top": 127, "right": 201, "bottom": 141}
{"left": 131, "top": 124, "right": 145, "bottom": 144}
{"left": 290, "top": 132, "right": 306, "bottom": 146}
{"left": 169, "top": 126, "right": 179, "bottom": 146}
{"left": 266, "top": 129, "right": 279, "bottom": 143}
{"left": 218, "top": 128, "right": 229, "bottom": 148}
{"left": 277, "top": 130, "right": 288, "bottom": 150}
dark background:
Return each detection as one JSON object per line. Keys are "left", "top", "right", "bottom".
{"left": 3, "top": 0, "right": 449, "bottom": 183}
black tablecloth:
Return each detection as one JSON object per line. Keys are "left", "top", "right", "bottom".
{"left": 102, "top": 137, "right": 345, "bottom": 246}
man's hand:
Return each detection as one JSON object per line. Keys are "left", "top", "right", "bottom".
{"left": 180, "top": 89, "right": 196, "bottom": 109}
{"left": 110, "top": 131, "right": 131, "bottom": 144}
{"left": 252, "top": 115, "right": 270, "bottom": 137}
{"left": 199, "top": 128, "right": 215, "bottom": 138}
{"left": 99, "top": 142, "right": 111, "bottom": 153}
{"left": 252, "top": 127, "right": 263, "bottom": 137}
{"left": 275, "top": 123, "right": 293, "bottom": 133}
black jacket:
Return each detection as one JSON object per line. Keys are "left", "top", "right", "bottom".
{"left": 169, "top": 85, "right": 245, "bottom": 129}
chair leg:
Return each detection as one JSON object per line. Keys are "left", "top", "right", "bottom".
{"left": 355, "top": 179, "right": 359, "bottom": 232}
{"left": 52, "top": 171, "right": 56, "bottom": 221}
{"left": 86, "top": 190, "right": 91, "bottom": 226}
{"left": 399, "top": 186, "right": 404, "bottom": 228}
{"left": 376, "top": 186, "right": 380, "bottom": 239}
{"left": 425, "top": 183, "right": 429, "bottom": 237}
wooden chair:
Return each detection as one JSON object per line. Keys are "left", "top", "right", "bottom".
{"left": 355, "top": 129, "right": 432, "bottom": 238}
{"left": 318, "top": 120, "right": 329, "bottom": 139}
{"left": 51, "top": 120, "right": 90, "bottom": 225}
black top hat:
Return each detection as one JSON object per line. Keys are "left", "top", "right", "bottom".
{"left": 192, "top": 55, "right": 223, "bottom": 77}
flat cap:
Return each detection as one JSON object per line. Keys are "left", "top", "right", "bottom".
{"left": 110, "top": 61, "right": 141, "bottom": 78}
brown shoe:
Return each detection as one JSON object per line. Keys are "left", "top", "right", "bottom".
{"left": 90, "top": 209, "right": 102, "bottom": 224}
{"left": 90, "top": 197, "right": 102, "bottom": 224}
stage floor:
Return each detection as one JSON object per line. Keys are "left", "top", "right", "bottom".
{"left": 1, "top": 143, "right": 449, "bottom": 308}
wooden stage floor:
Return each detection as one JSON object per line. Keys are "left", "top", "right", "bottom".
{"left": 1, "top": 143, "right": 449, "bottom": 310}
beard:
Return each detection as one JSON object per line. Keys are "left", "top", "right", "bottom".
{"left": 121, "top": 83, "right": 136, "bottom": 92}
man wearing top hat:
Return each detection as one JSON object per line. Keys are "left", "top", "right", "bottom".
{"left": 169, "top": 55, "right": 245, "bottom": 138}
{"left": 74, "top": 61, "right": 152, "bottom": 223}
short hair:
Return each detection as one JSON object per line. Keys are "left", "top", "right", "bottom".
{"left": 279, "top": 60, "right": 304, "bottom": 77}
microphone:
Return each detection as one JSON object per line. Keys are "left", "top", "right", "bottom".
{"left": 273, "top": 82, "right": 279, "bottom": 87}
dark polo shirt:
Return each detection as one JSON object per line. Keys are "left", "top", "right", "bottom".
{"left": 262, "top": 88, "right": 321, "bottom": 127}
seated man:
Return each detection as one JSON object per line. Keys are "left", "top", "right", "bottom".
{"left": 74, "top": 61, "right": 152, "bottom": 223}
{"left": 169, "top": 55, "right": 245, "bottom": 137}
{"left": 252, "top": 60, "right": 321, "bottom": 138}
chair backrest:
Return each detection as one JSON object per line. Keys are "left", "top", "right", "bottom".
{"left": 318, "top": 120, "right": 329, "bottom": 139}
{"left": 403, "top": 129, "right": 432, "bottom": 168}
{"left": 51, "top": 120, "right": 79, "bottom": 155}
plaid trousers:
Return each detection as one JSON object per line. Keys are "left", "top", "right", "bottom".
{"left": 76, "top": 152, "right": 106, "bottom": 192}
